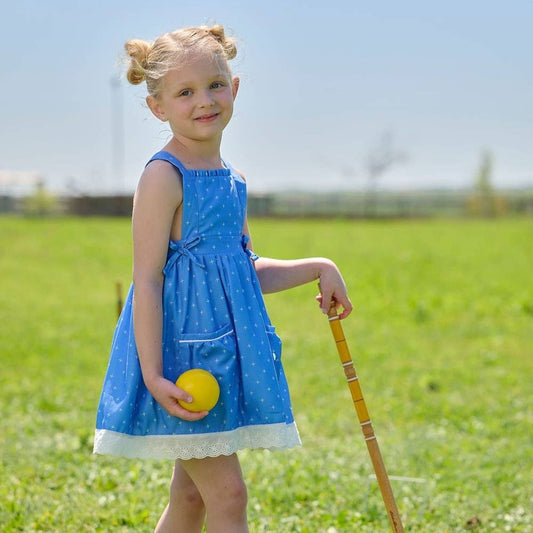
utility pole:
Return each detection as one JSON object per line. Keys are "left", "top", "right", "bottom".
{"left": 110, "top": 75, "right": 125, "bottom": 191}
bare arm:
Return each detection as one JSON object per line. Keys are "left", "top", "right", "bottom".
{"left": 255, "top": 256, "right": 353, "bottom": 319}
{"left": 243, "top": 217, "right": 353, "bottom": 319}
{"left": 132, "top": 160, "right": 206, "bottom": 420}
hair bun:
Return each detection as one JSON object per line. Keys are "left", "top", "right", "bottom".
{"left": 124, "top": 39, "right": 152, "bottom": 85}
{"left": 207, "top": 25, "right": 237, "bottom": 60}
{"left": 122, "top": 25, "right": 237, "bottom": 96}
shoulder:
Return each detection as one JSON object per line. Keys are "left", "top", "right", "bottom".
{"left": 136, "top": 160, "right": 182, "bottom": 198}
{"left": 134, "top": 159, "right": 183, "bottom": 211}
{"left": 141, "top": 159, "right": 183, "bottom": 187}
{"left": 231, "top": 166, "right": 246, "bottom": 183}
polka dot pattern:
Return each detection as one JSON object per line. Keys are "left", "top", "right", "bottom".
{"left": 94, "top": 151, "right": 301, "bottom": 460}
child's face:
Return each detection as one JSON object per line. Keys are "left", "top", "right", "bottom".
{"left": 148, "top": 52, "right": 239, "bottom": 145}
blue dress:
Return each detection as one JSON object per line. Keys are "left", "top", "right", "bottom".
{"left": 94, "top": 151, "right": 301, "bottom": 460}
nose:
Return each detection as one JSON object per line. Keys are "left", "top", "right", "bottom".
{"left": 197, "top": 89, "right": 215, "bottom": 108}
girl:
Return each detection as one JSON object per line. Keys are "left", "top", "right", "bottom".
{"left": 94, "top": 25, "right": 352, "bottom": 532}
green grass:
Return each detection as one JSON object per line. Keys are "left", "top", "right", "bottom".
{"left": 0, "top": 216, "right": 531, "bottom": 532}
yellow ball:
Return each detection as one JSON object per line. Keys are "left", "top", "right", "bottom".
{"left": 176, "top": 369, "right": 220, "bottom": 412}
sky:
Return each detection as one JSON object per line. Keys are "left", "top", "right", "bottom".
{"left": 0, "top": 0, "right": 532, "bottom": 194}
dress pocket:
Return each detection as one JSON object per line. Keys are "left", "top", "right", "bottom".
{"left": 266, "top": 325, "right": 282, "bottom": 362}
{"left": 179, "top": 323, "right": 235, "bottom": 345}
{"left": 177, "top": 323, "right": 237, "bottom": 372}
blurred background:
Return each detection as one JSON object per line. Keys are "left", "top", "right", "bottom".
{"left": 1, "top": 0, "right": 532, "bottom": 217}
{"left": 1, "top": 3, "right": 532, "bottom": 530}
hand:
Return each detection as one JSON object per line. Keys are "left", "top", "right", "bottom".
{"left": 146, "top": 376, "right": 209, "bottom": 421}
{"left": 316, "top": 260, "right": 353, "bottom": 320}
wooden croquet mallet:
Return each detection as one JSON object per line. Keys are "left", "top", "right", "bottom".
{"left": 116, "top": 281, "right": 123, "bottom": 319}
{"left": 320, "top": 285, "right": 404, "bottom": 532}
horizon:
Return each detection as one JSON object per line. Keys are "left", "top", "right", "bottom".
{"left": 1, "top": 1, "right": 532, "bottom": 194}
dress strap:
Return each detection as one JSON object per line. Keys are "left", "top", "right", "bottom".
{"left": 146, "top": 151, "right": 188, "bottom": 174}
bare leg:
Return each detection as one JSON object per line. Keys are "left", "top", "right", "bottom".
{"left": 155, "top": 460, "right": 206, "bottom": 533}
{"left": 179, "top": 454, "right": 249, "bottom": 533}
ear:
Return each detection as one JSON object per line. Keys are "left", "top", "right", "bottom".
{"left": 232, "top": 77, "right": 240, "bottom": 100}
{"left": 146, "top": 95, "right": 168, "bottom": 122}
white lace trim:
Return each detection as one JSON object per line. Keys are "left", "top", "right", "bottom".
{"left": 93, "top": 422, "right": 301, "bottom": 460}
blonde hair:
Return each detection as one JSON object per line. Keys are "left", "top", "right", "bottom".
{"left": 125, "top": 25, "right": 237, "bottom": 97}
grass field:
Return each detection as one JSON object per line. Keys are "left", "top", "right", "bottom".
{"left": 0, "top": 215, "right": 531, "bottom": 532}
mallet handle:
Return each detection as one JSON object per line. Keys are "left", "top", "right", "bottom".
{"left": 323, "top": 290, "right": 404, "bottom": 533}
{"left": 116, "top": 281, "right": 123, "bottom": 319}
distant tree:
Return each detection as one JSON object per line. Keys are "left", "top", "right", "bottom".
{"left": 23, "top": 180, "right": 58, "bottom": 217}
{"left": 364, "top": 131, "right": 408, "bottom": 217}
{"left": 467, "top": 150, "right": 507, "bottom": 217}
{"left": 475, "top": 150, "right": 493, "bottom": 196}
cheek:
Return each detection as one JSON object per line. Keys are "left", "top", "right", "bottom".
{"left": 173, "top": 101, "right": 193, "bottom": 117}
{"left": 221, "top": 92, "right": 235, "bottom": 109}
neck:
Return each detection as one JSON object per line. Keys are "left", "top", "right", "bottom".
{"left": 164, "top": 136, "right": 223, "bottom": 169}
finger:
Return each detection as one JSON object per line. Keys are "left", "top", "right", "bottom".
{"left": 167, "top": 400, "right": 209, "bottom": 421}
{"left": 175, "top": 406, "right": 209, "bottom": 421}
{"left": 170, "top": 386, "right": 211, "bottom": 420}
{"left": 338, "top": 296, "right": 354, "bottom": 320}
{"left": 173, "top": 385, "right": 193, "bottom": 404}
{"left": 321, "top": 290, "right": 334, "bottom": 314}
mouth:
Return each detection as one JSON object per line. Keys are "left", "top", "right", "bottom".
{"left": 194, "top": 113, "right": 219, "bottom": 123}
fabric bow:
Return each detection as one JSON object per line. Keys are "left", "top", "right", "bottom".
{"left": 163, "top": 236, "right": 205, "bottom": 275}
{"left": 241, "top": 234, "right": 259, "bottom": 262}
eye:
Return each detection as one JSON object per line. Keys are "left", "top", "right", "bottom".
{"left": 178, "top": 89, "right": 192, "bottom": 97}
{"left": 210, "top": 81, "right": 225, "bottom": 89}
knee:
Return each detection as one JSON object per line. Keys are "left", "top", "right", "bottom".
{"left": 169, "top": 474, "right": 204, "bottom": 512}
{"left": 217, "top": 476, "right": 248, "bottom": 516}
